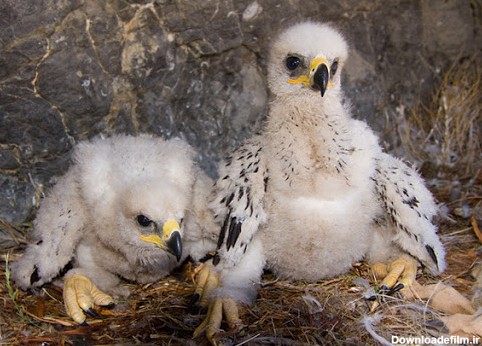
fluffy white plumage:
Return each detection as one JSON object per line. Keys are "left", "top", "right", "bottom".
{"left": 195, "top": 22, "right": 446, "bottom": 337}
{"left": 12, "top": 134, "right": 217, "bottom": 322}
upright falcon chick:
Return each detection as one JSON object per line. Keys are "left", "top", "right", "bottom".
{"left": 12, "top": 134, "right": 217, "bottom": 324}
{"left": 193, "top": 22, "right": 446, "bottom": 342}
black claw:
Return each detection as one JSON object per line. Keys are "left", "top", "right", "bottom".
{"left": 85, "top": 307, "right": 100, "bottom": 318}
{"left": 379, "top": 285, "right": 390, "bottom": 295}
{"left": 213, "top": 253, "right": 220, "bottom": 266}
{"left": 188, "top": 293, "right": 200, "bottom": 311}
{"left": 80, "top": 320, "right": 89, "bottom": 327}
{"left": 367, "top": 282, "right": 405, "bottom": 303}
{"left": 388, "top": 283, "right": 405, "bottom": 295}
{"left": 368, "top": 285, "right": 390, "bottom": 303}
{"left": 103, "top": 302, "right": 116, "bottom": 309}
{"left": 426, "top": 319, "right": 449, "bottom": 333}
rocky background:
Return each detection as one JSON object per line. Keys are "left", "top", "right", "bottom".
{"left": 0, "top": 0, "right": 480, "bottom": 225}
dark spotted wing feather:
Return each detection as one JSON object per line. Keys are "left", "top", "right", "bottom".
{"left": 372, "top": 153, "right": 446, "bottom": 274}
{"left": 210, "top": 137, "right": 269, "bottom": 268}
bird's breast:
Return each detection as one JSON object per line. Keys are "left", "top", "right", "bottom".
{"left": 265, "top": 156, "right": 380, "bottom": 223}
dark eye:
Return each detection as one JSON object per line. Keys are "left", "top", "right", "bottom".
{"left": 330, "top": 60, "right": 338, "bottom": 77}
{"left": 136, "top": 214, "right": 152, "bottom": 227}
{"left": 286, "top": 56, "right": 300, "bottom": 71}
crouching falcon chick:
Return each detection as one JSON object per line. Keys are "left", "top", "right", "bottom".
{"left": 11, "top": 134, "right": 217, "bottom": 324}
{"left": 193, "top": 21, "right": 446, "bottom": 343}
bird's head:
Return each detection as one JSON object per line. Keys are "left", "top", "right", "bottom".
{"left": 119, "top": 179, "right": 189, "bottom": 262}
{"left": 268, "top": 21, "right": 348, "bottom": 99}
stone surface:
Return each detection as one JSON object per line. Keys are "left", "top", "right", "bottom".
{"left": 0, "top": 0, "right": 480, "bottom": 224}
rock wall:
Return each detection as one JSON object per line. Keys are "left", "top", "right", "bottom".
{"left": 0, "top": 0, "right": 480, "bottom": 224}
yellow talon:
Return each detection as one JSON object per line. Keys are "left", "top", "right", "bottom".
{"left": 223, "top": 297, "right": 243, "bottom": 329}
{"left": 193, "top": 297, "right": 242, "bottom": 345}
{"left": 380, "top": 259, "right": 406, "bottom": 289}
{"left": 191, "top": 262, "right": 205, "bottom": 285}
{"left": 381, "top": 257, "right": 417, "bottom": 289}
{"left": 191, "top": 260, "right": 245, "bottom": 345}
{"left": 370, "top": 257, "right": 419, "bottom": 312}
{"left": 372, "top": 257, "right": 418, "bottom": 289}
{"left": 63, "top": 273, "right": 114, "bottom": 324}
{"left": 371, "top": 262, "right": 388, "bottom": 280}
{"left": 192, "top": 261, "right": 219, "bottom": 307}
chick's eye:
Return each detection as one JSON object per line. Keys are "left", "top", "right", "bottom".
{"left": 136, "top": 214, "right": 151, "bottom": 227}
{"left": 286, "top": 56, "right": 300, "bottom": 71}
{"left": 330, "top": 60, "right": 338, "bottom": 77}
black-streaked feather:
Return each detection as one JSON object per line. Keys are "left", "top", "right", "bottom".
{"left": 212, "top": 139, "right": 267, "bottom": 266}
{"left": 226, "top": 217, "right": 242, "bottom": 250}
{"left": 425, "top": 244, "right": 438, "bottom": 268}
{"left": 217, "top": 212, "right": 230, "bottom": 249}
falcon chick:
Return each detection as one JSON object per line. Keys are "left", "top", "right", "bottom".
{"left": 193, "top": 21, "right": 446, "bottom": 342}
{"left": 12, "top": 134, "right": 217, "bottom": 324}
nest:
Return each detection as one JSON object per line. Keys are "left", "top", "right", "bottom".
{"left": 0, "top": 218, "right": 480, "bottom": 346}
{"left": 396, "top": 56, "right": 481, "bottom": 180}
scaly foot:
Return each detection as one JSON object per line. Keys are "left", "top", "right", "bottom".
{"left": 193, "top": 296, "right": 243, "bottom": 344}
{"left": 63, "top": 273, "right": 114, "bottom": 324}
{"left": 190, "top": 261, "right": 219, "bottom": 308}
{"left": 190, "top": 261, "right": 244, "bottom": 345}
{"left": 370, "top": 257, "right": 418, "bottom": 311}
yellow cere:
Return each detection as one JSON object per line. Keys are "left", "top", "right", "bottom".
{"left": 140, "top": 233, "right": 163, "bottom": 247}
{"left": 162, "top": 219, "right": 181, "bottom": 239}
{"left": 309, "top": 57, "right": 329, "bottom": 72}
{"left": 288, "top": 75, "right": 310, "bottom": 86}
{"left": 139, "top": 219, "right": 181, "bottom": 248}
{"left": 287, "top": 57, "right": 334, "bottom": 88}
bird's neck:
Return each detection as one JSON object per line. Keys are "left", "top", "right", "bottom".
{"left": 263, "top": 93, "right": 355, "bottom": 186}
{"left": 267, "top": 93, "right": 348, "bottom": 131}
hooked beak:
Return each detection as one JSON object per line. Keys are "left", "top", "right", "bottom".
{"left": 162, "top": 219, "right": 183, "bottom": 261}
{"left": 165, "top": 229, "right": 182, "bottom": 262}
{"left": 311, "top": 63, "right": 329, "bottom": 97}
{"left": 139, "top": 219, "right": 183, "bottom": 261}
{"left": 287, "top": 57, "right": 332, "bottom": 97}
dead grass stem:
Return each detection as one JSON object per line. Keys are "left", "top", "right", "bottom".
{"left": 397, "top": 56, "right": 481, "bottom": 177}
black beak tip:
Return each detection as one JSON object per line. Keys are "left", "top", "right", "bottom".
{"left": 166, "top": 231, "right": 182, "bottom": 262}
{"left": 312, "top": 64, "right": 329, "bottom": 98}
